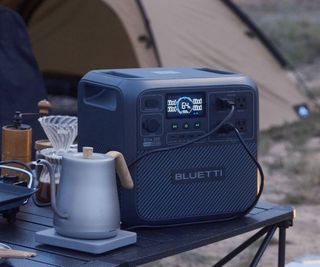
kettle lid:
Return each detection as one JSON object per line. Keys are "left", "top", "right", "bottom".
{"left": 63, "top": 147, "right": 112, "bottom": 162}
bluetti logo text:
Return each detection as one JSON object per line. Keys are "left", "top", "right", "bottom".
{"left": 172, "top": 168, "right": 225, "bottom": 183}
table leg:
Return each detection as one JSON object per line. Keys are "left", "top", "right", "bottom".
{"left": 212, "top": 226, "right": 271, "bottom": 267}
{"left": 278, "top": 225, "right": 286, "bottom": 267}
{"left": 249, "top": 226, "right": 277, "bottom": 267}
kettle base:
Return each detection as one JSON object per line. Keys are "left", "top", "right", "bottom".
{"left": 55, "top": 227, "right": 118, "bottom": 240}
{"left": 35, "top": 228, "right": 137, "bottom": 254}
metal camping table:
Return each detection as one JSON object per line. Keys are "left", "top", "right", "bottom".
{"left": 0, "top": 201, "right": 294, "bottom": 267}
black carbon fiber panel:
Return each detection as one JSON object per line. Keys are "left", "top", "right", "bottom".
{"left": 135, "top": 142, "right": 257, "bottom": 221}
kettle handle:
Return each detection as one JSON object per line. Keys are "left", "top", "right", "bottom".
{"left": 106, "top": 151, "right": 134, "bottom": 189}
{"left": 37, "top": 159, "right": 68, "bottom": 219}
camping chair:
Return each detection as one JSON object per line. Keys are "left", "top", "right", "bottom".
{"left": 0, "top": 6, "right": 47, "bottom": 154}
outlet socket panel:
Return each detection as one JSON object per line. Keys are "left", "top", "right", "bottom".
{"left": 210, "top": 91, "right": 255, "bottom": 140}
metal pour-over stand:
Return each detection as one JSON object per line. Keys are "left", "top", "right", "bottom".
{"left": 36, "top": 116, "right": 78, "bottom": 204}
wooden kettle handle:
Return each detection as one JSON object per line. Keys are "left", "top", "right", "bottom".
{"left": 106, "top": 151, "right": 134, "bottom": 189}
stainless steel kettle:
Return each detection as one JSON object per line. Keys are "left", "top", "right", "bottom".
{"left": 37, "top": 147, "right": 133, "bottom": 239}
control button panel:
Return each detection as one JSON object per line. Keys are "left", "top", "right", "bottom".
{"left": 164, "top": 116, "right": 207, "bottom": 145}
{"left": 167, "top": 119, "right": 205, "bottom": 131}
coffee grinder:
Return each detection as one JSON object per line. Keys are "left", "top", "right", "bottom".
{"left": 1, "top": 100, "right": 51, "bottom": 182}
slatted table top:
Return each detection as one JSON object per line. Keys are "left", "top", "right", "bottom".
{"left": 0, "top": 201, "right": 294, "bottom": 266}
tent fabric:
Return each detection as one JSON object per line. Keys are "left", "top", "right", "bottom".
{"left": 27, "top": 0, "right": 138, "bottom": 75}
{"left": 0, "top": 0, "right": 311, "bottom": 129}
{"left": 26, "top": 0, "right": 158, "bottom": 76}
{"left": 0, "top": 6, "right": 46, "bottom": 141}
{"left": 103, "top": 0, "right": 159, "bottom": 67}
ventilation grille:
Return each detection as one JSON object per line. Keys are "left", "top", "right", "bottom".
{"left": 134, "top": 142, "right": 257, "bottom": 222}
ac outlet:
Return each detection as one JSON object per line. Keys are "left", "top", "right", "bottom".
{"left": 210, "top": 91, "right": 254, "bottom": 140}
{"left": 235, "top": 120, "right": 247, "bottom": 132}
{"left": 213, "top": 120, "right": 229, "bottom": 134}
{"left": 215, "top": 95, "right": 247, "bottom": 110}
{"left": 235, "top": 96, "right": 246, "bottom": 109}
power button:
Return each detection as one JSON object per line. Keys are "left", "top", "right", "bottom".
{"left": 183, "top": 122, "right": 189, "bottom": 129}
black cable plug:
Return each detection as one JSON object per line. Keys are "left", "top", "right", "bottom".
{"left": 223, "top": 99, "right": 235, "bottom": 108}
{"left": 216, "top": 98, "right": 235, "bottom": 110}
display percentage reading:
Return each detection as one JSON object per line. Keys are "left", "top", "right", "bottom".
{"left": 167, "top": 93, "right": 205, "bottom": 118}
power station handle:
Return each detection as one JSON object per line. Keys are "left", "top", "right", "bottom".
{"left": 106, "top": 151, "right": 134, "bottom": 189}
{"left": 36, "top": 159, "right": 68, "bottom": 219}
{"left": 83, "top": 85, "right": 118, "bottom": 111}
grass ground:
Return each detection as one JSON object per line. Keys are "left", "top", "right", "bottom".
{"left": 260, "top": 114, "right": 320, "bottom": 205}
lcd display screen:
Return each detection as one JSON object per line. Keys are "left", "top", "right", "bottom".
{"left": 166, "top": 93, "right": 205, "bottom": 118}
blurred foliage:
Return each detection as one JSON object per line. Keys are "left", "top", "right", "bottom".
{"left": 262, "top": 20, "right": 320, "bottom": 65}
{"left": 260, "top": 113, "right": 320, "bottom": 147}
{"left": 236, "top": 0, "right": 320, "bottom": 66}
{"left": 260, "top": 114, "right": 320, "bottom": 204}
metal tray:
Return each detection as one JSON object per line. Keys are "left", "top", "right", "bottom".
{"left": 0, "top": 183, "right": 35, "bottom": 210}
{"left": 0, "top": 165, "right": 35, "bottom": 223}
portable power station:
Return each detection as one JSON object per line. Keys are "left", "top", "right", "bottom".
{"left": 78, "top": 67, "right": 259, "bottom": 227}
